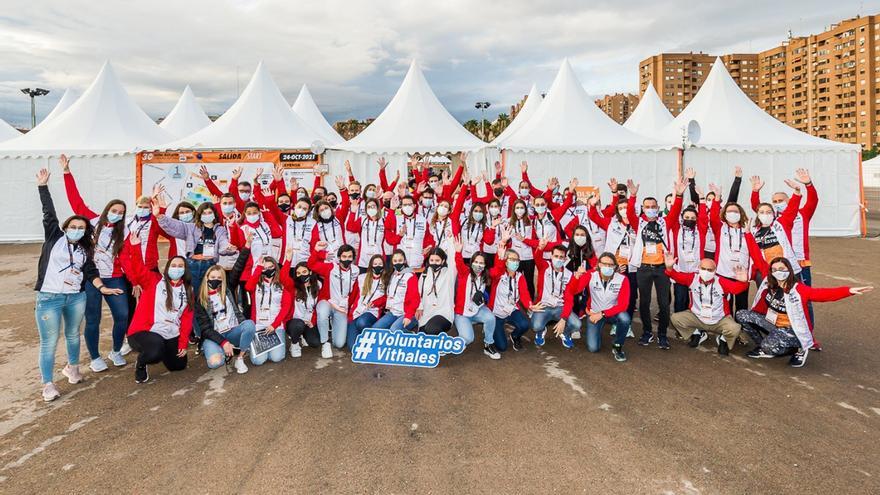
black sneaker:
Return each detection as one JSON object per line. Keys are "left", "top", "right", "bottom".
{"left": 746, "top": 347, "right": 773, "bottom": 359}
{"left": 638, "top": 333, "right": 654, "bottom": 346}
{"left": 612, "top": 345, "right": 627, "bottom": 362}
{"left": 657, "top": 336, "right": 671, "bottom": 350}
{"left": 688, "top": 330, "right": 707, "bottom": 348}
{"left": 483, "top": 344, "right": 501, "bottom": 360}
{"left": 509, "top": 335, "right": 523, "bottom": 351}
{"left": 717, "top": 339, "right": 729, "bottom": 356}
{"left": 135, "top": 365, "right": 149, "bottom": 384}
{"left": 789, "top": 348, "right": 809, "bottom": 368}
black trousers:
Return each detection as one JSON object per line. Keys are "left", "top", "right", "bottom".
{"left": 636, "top": 264, "right": 671, "bottom": 336}
{"left": 420, "top": 315, "right": 452, "bottom": 335}
{"left": 518, "top": 259, "right": 536, "bottom": 299}
{"left": 237, "top": 281, "right": 252, "bottom": 317}
{"left": 128, "top": 331, "right": 188, "bottom": 371}
{"left": 673, "top": 282, "right": 690, "bottom": 313}
{"left": 286, "top": 318, "right": 321, "bottom": 347}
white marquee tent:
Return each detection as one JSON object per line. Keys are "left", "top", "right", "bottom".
{"left": 654, "top": 58, "right": 862, "bottom": 236}
{"left": 292, "top": 84, "right": 344, "bottom": 146}
{"left": 0, "top": 118, "right": 21, "bottom": 142}
{"left": 623, "top": 82, "right": 673, "bottom": 137}
{"left": 491, "top": 83, "right": 542, "bottom": 147}
{"left": 35, "top": 88, "right": 77, "bottom": 129}
{"left": 0, "top": 61, "right": 172, "bottom": 242}
{"left": 497, "top": 59, "right": 678, "bottom": 202}
{"left": 159, "top": 85, "right": 212, "bottom": 139}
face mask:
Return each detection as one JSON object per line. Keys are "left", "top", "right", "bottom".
{"left": 534, "top": 205, "right": 547, "bottom": 215}
{"left": 699, "top": 269, "right": 714, "bottom": 282}
{"left": 365, "top": 190, "right": 376, "bottom": 199}
{"left": 262, "top": 268, "right": 276, "bottom": 279}
{"left": 328, "top": 200, "right": 338, "bottom": 209}
{"left": 107, "top": 212, "right": 123, "bottom": 224}
{"left": 401, "top": 205, "right": 415, "bottom": 216}
{"left": 644, "top": 208, "right": 659, "bottom": 219}
{"left": 239, "top": 192, "right": 251, "bottom": 201}
{"left": 437, "top": 205, "right": 449, "bottom": 217}
{"left": 245, "top": 214, "right": 260, "bottom": 224}
{"left": 773, "top": 203, "right": 785, "bottom": 214}
{"left": 725, "top": 211, "right": 741, "bottom": 224}
{"left": 472, "top": 262, "right": 485, "bottom": 273}
{"left": 519, "top": 188, "right": 530, "bottom": 197}
{"left": 429, "top": 262, "right": 443, "bottom": 272}
{"left": 135, "top": 207, "right": 151, "bottom": 218}
{"left": 178, "top": 212, "right": 194, "bottom": 223}
{"left": 319, "top": 209, "right": 333, "bottom": 220}
{"left": 758, "top": 213, "right": 774, "bottom": 226}
{"left": 514, "top": 207, "right": 526, "bottom": 217}
{"left": 422, "top": 198, "right": 434, "bottom": 208}
{"left": 488, "top": 207, "right": 501, "bottom": 216}
{"left": 366, "top": 206, "right": 379, "bottom": 217}
{"left": 371, "top": 266, "right": 384, "bottom": 275}
{"left": 278, "top": 203, "right": 291, "bottom": 213}
{"left": 65, "top": 228, "right": 85, "bottom": 242}
{"left": 551, "top": 258, "right": 565, "bottom": 269}
{"left": 428, "top": 181, "right": 440, "bottom": 190}
{"left": 472, "top": 211, "right": 484, "bottom": 222}
{"left": 207, "top": 279, "right": 222, "bottom": 290}
{"left": 312, "top": 194, "right": 324, "bottom": 202}
{"left": 617, "top": 208, "right": 627, "bottom": 218}
{"left": 349, "top": 192, "right": 361, "bottom": 201}
{"left": 297, "top": 274, "right": 310, "bottom": 283}
{"left": 599, "top": 266, "right": 615, "bottom": 277}
{"left": 573, "top": 235, "right": 587, "bottom": 246}
{"left": 221, "top": 204, "right": 236, "bottom": 215}
{"left": 383, "top": 200, "right": 392, "bottom": 209}
{"left": 297, "top": 192, "right": 308, "bottom": 200}
{"left": 682, "top": 219, "right": 697, "bottom": 229}
{"left": 506, "top": 260, "right": 519, "bottom": 272}
{"left": 200, "top": 213, "right": 215, "bottom": 224}
{"left": 167, "top": 267, "right": 185, "bottom": 281}
{"left": 772, "top": 270, "right": 790, "bottom": 281}
{"left": 294, "top": 207, "right": 308, "bottom": 219}
{"left": 493, "top": 187, "right": 504, "bottom": 197}
{"left": 393, "top": 262, "right": 407, "bottom": 272}
{"left": 339, "top": 258, "right": 353, "bottom": 268}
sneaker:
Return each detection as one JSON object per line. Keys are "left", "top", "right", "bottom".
{"left": 509, "top": 335, "right": 523, "bottom": 351}
{"left": 62, "top": 364, "right": 83, "bottom": 384}
{"left": 626, "top": 329, "right": 635, "bottom": 339}
{"left": 233, "top": 357, "right": 249, "bottom": 374}
{"left": 789, "top": 348, "right": 809, "bottom": 368}
{"left": 119, "top": 340, "right": 132, "bottom": 356}
{"left": 609, "top": 325, "right": 617, "bottom": 336}
{"left": 300, "top": 336, "right": 309, "bottom": 348}
{"left": 716, "top": 336, "right": 729, "bottom": 356}
{"left": 560, "top": 334, "right": 574, "bottom": 349}
{"left": 612, "top": 344, "right": 627, "bottom": 362}
{"left": 108, "top": 351, "right": 126, "bottom": 367}
{"left": 746, "top": 347, "right": 774, "bottom": 359}
{"left": 42, "top": 383, "right": 61, "bottom": 402}
{"left": 571, "top": 331, "right": 581, "bottom": 340}
{"left": 657, "top": 336, "right": 671, "bottom": 350}
{"left": 638, "top": 333, "right": 654, "bottom": 346}
{"left": 289, "top": 343, "right": 302, "bottom": 358}
{"left": 688, "top": 330, "right": 708, "bottom": 348}
{"left": 188, "top": 334, "right": 199, "bottom": 346}
{"left": 89, "top": 357, "right": 108, "bottom": 373}
{"left": 321, "top": 342, "right": 333, "bottom": 359}
{"left": 534, "top": 330, "right": 546, "bottom": 347}
{"left": 135, "top": 365, "right": 149, "bottom": 384}
{"left": 810, "top": 340, "right": 823, "bottom": 352}
{"left": 483, "top": 344, "right": 501, "bottom": 360}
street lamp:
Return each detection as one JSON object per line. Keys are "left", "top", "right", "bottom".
{"left": 475, "top": 101, "right": 491, "bottom": 141}
{"left": 21, "top": 88, "right": 50, "bottom": 129}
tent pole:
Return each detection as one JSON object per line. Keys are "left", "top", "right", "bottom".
{"left": 135, "top": 152, "right": 143, "bottom": 198}
{"left": 858, "top": 152, "right": 867, "bottom": 237}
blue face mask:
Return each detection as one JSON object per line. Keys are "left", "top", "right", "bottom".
{"left": 535, "top": 206, "right": 547, "bottom": 215}
{"left": 135, "top": 207, "right": 151, "bottom": 218}
{"left": 65, "top": 228, "right": 85, "bottom": 242}
{"left": 200, "top": 213, "right": 215, "bottom": 224}
{"left": 551, "top": 258, "right": 565, "bottom": 269}
{"left": 506, "top": 260, "right": 520, "bottom": 272}
{"left": 472, "top": 211, "right": 484, "bottom": 222}
{"left": 221, "top": 204, "right": 236, "bottom": 215}
{"left": 106, "top": 212, "right": 123, "bottom": 224}
{"left": 167, "top": 267, "right": 186, "bottom": 281}
{"left": 179, "top": 212, "right": 194, "bottom": 223}
{"left": 600, "top": 266, "right": 615, "bottom": 277}
{"left": 644, "top": 208, "right": 659, "bottom": 219}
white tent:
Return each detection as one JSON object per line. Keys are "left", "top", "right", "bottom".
{"left": 623, "top": 82, "right": 673, "bottom": 136}
{"left": 0, "top": 61, "right": 170, "bottom": 242}
{"left": 162, "top": 62, "right": 322, "bottom": 150}
{"left": 497, "top": 59, "right": 679, "bottom": 202}
{"left": 292, "top": 84, "right": 344, "bottom": 146}
{"left": 491, "top": 83, "right": 542, "bottom": 147}
{"left": 864, "top": 155, "right": 880, "bottom": 188}
{"left": 0, "top": 118, "right": 20, "bottom": 142}
{"left": 658, "top": 57, "right": 862, "bottom": 236}
{"left": 159, "top": 85, "right": 212, "bottom": 139}
{"left": 36, "top": 88, "right": 77, "bottom": 129}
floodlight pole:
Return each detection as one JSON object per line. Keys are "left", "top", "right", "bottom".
{"left": 21, "top": 88, "right": 50, "bottom": 129}
{"left": 475, "top": 101, "right": 491, "bottom": 141}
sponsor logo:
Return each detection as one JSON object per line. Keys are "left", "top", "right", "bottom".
{"left": 219, "top": 153, "right": 243, "bottom": 160}
{"left": 351, "top": 328, "right": 465, "bottom": 368}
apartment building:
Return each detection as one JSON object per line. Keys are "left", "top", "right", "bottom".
{"left": 595, "top": 93, "right": 639, "bottom": 124}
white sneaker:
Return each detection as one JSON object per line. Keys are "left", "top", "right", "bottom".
{"left": 108, "top": 351, "right": 126, "bottom": 367}
{"left": 300, "top": 336, "right": 309, "bottom": 348}
{"left": 571, "top": 331, "right": 581, "bottom": 340}
{"left": 233, "top": 357, "right": 249, "bottom": 374}
{"left": 42, "top": 382, "right": 61, "bottom": 402}
{"left": 119, "top": 340, "right": 132, "bottom": 356}
{"left": 290, "top": 343, "right": 302, "bottom": 358}
{"left": 321, "top": 342, "right": 333, "bottom": 359}
{"left": 89, "top": 357, "right": 108, "bottom": 373}
{"left": 62, "top": 364, "right": 83, "bottom": 384}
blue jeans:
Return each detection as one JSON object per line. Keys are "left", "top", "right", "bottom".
{"left": 585, "top": 312, "right": 632, "bottom": 352}
{"left": 250, "top": 327, "right": 286, "bottom": 366}
{"left": 347, "top": 313, "right": 378, "bottom": 350}
{"left": 187, "top": 258, "right": 215, "bottom": 338}
{"left": 316, "top": 300, "right": 347, "bottom": 348}
{"left": 530, "top": 306, "right": 566, "bottom": 335}
{"left": 454, "top": 305, "right": 496, "bottom": 345}
{"left": 494, "top": 309, "right": 530, "bottom": 352}
{"left": 35, "top": 292, "right": 86, "bottom": 383}
{"left": 374, "top": 313, "right": 419, "bottom": 332}
{"left": 84, "top": 276, "right": 130, "bottom": 358}
{"left": 202, "top": 320, "right": 256, "bottom": 368}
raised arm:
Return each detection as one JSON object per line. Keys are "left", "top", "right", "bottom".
{"left": 62, "top": 159, "right": 99, "bottom": 219}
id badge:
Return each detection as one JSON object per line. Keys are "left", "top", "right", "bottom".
{"left": 64, "top": 267, "right": 82, "bottom": 287}
{"left": 618, "top": 244, "right": 631, "bottom": 259}
{"left": 201, "top": 241, "right": 216, "bottom": 258}
{"left": 765, "top": 309, "right": 778, "bottom": 326}
{"left": 215, "top": 317, "right": 231, "bottom": 333}
{"left": 700, "top": 304, "right": 713, "bottom": 320}
{"left": 645, "top": 242, "right": 658, "bottom": 255}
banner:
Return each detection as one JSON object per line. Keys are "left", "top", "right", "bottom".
{"left": 573, "top": 185, "right": 600, "bottom": 203}
{"left": 138, "top": 150, "right": 320, "bottom": 207}
{"left": 351, "top": 329, "right": 466, "bottom": 368}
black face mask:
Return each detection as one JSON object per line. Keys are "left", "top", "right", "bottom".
{"left": 371, "top": 266, "right": 384, "bottom": 275}
{"left": 429, "top": 263, "right": 443, "bottom": 272}
{"left": 328, "top": 200, "right": 338, "bottom": 209}
{"left": 296, "top": 274, "right": 310, "bottom": 284}
{"left": 278, "top": 203, "right": 291, "bottom": 212}
{"left": 493, "top": 187, "right": 504, "bottom": 197}
{"left": 383, "top": 200, "right": 392, "bottom": 209}
{"left": 312, "top": 194, "right": 324, "bottom": 202}
{"left": 339, "top": 259, "right": 353, "bottom": 268}
{"left": 262, "top": 268, "right": 276, "bottom": 279}
{"left": 393, "top": 262, "right": 407, "bottom": 272}
{"left": 207, "top": 279, "right": 222, "bottom": 290}
{"left": 682, "top": 219, "right": 697, "bottom": 229}
{"left": 349, "top": 192, "right": 360, "bottom": 201}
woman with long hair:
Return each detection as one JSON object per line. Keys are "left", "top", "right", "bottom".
{"left": 195, "top": 262, "right": 257, "bottom": 374}
{"left": 346, "top": 254, "right": 387, "bottom": 349}
{"left": 281, "top": 257, "right": 322, "bottom": 357}
{"left": 452, "top": 239, "right": 499, "bottom": 359}
{"left": 243, "top": 249, "right": 291, "bottom": 366}
{"left": 373, "top": 250, "right": 420, "bottom": 331}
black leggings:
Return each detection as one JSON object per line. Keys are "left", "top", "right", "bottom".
{"left": 518, "top": 259, "right": 536, "bottom": 299}
{"left": 128, "top": 331, "right": 188, "bottom": 371}
{"left": 421, "top": 315, "right": 452, "bottom": 335}
{"left": 286, "top": 318, "right": 321, "bottom": 347}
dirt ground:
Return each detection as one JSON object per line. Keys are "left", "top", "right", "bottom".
{"left": 0, "top": 237, "right": 878, "bottom": 494}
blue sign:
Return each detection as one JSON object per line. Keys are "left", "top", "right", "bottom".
{"left": 351, "top": 328, "right": 466, "bottom": 368}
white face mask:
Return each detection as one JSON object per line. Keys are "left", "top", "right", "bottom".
{"left": 401, "top": 205, "right": 414, "bottom": 216}
{"left": 725, "top": 211, "right": 741, "bottom": 224}
{"left": 772, "top": 270, "right": 790, "bottom": 281}
{"left": 239, "top": 192, "right": 251, "bottom": 201}
{"left": 366, "top": 206, "right": 379, "bottom": 218}
{"left": 519, "top": 188, "right": 530, "bottom": 197}
{"left": 294, "top": 207, "right": 308, "bottom": 219}
{"left": 437, "top": 205, "right": 449, "bottom": 217}
{"left": 365, "top": 190, "right": 376, "bottom": 199}
{"left": 573, "top": 235, "right": 587, "bottom": 246}
{"left": 514, "top": 207, "right": 526, "bottom": 217}
{"left": 758, "top": 213, "right": 774, "bottom": 226}
{"left": 488, "top": 207, "right": 500, "bottom": 217}
{"left": 534, "top": 205, "right": 547, "bottom": 215}
{"left": 699, "top": 269, "right": 715, "bottom": 282}
{"left": 319, "top": 209, "right": 333, "bottom": 220}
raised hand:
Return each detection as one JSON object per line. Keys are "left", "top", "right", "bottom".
{"left": 232, "top": 166, "right": 243, "bottom": 180}
{"left": 334, "top": 175, "right": 345, "bottom": 190}
{"left": 289, "top": 177, "right": 299, "bottom": 193}
{"left": 36, "top": 168, "right": 50, "bottom": 186}
{"left": 673, "top": 178, "right": 687, "bottom": 196}
{"left": 198, "top": 164, "right": 210, "bottom": 180}
{"left": 520, "top": 161, "right": 528, "bottom": 173}
{"left": 377, "top": 157, "right": 387, "bottom": 169}
{"left": 452, "top": 235, "right": 463, "bottom": 253}
{"left": 569, "top": 177, "right": 579, "bottom": 190}
{"left": 608, "top": 178, "right": 618, "bottom": 192}
{"left": 734, "top": 166, "right": 742, "bottom": 178}
{"left": 626, "top": 179, "right": 639, "bottom": 196}
{"left": 850, "top": 286, "right": 874, "bottom": 295}
{"left": 685, "top": 167, "right": 695, "bottom": 180}
{"left": 59, "top": 154, "right": 71, "bottom": 174}
{"left": 708, "top": 183, "right": 721, "bottom": 197}
{"left": 795, "top": 168, "right": 811, "bottom": 184}
{"left": 783, "top": 179, "right": 801, "bottom": 194}
{"left": 344, "top": 160, "right": 353, "bottom": 175}
{"left": 588, "top": 194, "right": 600, "bottom": 207}
{"left": 460, "top": 151, "right": 468, "bottom": 164}
{"left": 272, "top": 163, "right": 283, "bottom": 182}
{"left": 151, "top": 198, "right": 161, "bottom": 217}
{"left": 254, "top": 167, "right": 264, "bottom": 182}
{"left": 493, "top": 161, "right": 502, "bottom": 175}
{"left": 442, "top": 170, "right": 451, "bottom": 186}
{"left": 750, "top": 175, "right": 764, "bottom": 192}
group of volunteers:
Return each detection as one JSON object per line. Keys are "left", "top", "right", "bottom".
{"left": 33, "top": 153, "right": 872, "bottom": 402}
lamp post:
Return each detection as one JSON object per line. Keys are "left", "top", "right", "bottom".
{"left": 21, "top": 88, "right": 50, "bottom": 129}
{"left": 475, "top": 101, "right": 490, "bottom": 141}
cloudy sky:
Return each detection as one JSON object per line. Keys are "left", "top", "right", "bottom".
{"left": 0, "top": 0, "right": 876, "bottom": 128}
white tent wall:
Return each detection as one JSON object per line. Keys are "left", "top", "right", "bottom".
{"left": 685, "top": 148, "right": 861, "bottom": 236}
{"left": 502, "top": 150, "right": 680, "bottom": 204}
{"left": 0, "top": 154, "right": 136, "bottom": 242}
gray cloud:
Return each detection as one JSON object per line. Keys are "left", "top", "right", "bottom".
{"left": 0, "top": 0, "right": 875, "bottom": 128}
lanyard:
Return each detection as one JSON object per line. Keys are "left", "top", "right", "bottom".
{"left": 59, "top": 242, "right": 77, "bottom": 272}
{"left": 698, "top": 283, "right": 714, "bottom": 307}
{"left": 549, "top": 270, "right": 564, "bottom": 298}
{"left": 366, "top": 218, "right": 381, "bottom": 245}
{"left": 682, "top": 227, "right": 697, "bottom": 253}
{"left": 362, "top": 277, "right": 382, "bottom": 303}
{"left": 321, "top": 220, "right": 338, "bottom": 243}
{"left": 726, "top": 226, "right": 743, "bottom": 252}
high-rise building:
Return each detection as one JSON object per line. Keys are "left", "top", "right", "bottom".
{"left": 595, "top": 93, "right": 639, "bottom": 124}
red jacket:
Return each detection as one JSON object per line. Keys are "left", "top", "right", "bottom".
{"left": 453, "top": 251, "right": 488, "bottom": 314}
{"left": 561, "top": 271, "right": 630, "bottom": 319}
{"left": 750, "top": 183, "right": 818, "bottom": 262}
{"left": 751, "top": 284, "right": 851, "bottom": 331}
{"left": 245, "top": 264, "right": 294, "bottom": 329}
